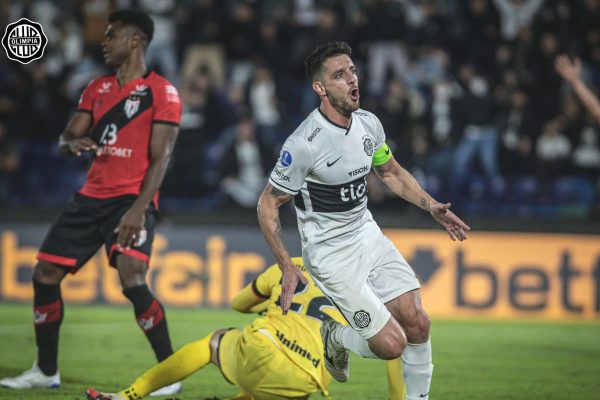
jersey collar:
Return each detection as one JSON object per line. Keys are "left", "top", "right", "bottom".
{"left": 114, "top": 70, "right": 153, "bottom": 88}
{"left": 317, "top": 107, "right": 352, "bottom": 135}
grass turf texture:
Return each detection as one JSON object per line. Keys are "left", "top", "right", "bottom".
{"left": 0, "top": 304, "right": 599, "bottom": 400}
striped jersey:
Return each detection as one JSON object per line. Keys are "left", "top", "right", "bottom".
{"left": 269, "top": 107, "right": 387, "bottom": 265}
{"left": 76, "top": 71, "right": 181, "bottom": 205}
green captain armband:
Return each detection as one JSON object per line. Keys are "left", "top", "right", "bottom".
{"left": 372, "top": 143, "right": 393, "bottom": 166}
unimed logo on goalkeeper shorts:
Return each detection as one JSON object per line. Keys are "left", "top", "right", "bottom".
{"left": 2, "top": 18, "right": 48, "bottom": 64}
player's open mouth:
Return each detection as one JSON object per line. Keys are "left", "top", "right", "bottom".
{"left": 350, "top": 88, "right": 360, "bottom": 101}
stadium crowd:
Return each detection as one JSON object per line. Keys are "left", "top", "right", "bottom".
{"left": 0, "top": 0, "right": 599, "bottom": 218}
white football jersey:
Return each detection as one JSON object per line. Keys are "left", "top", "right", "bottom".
{"left": 269, "top": 108, "right": 387, "bottom": 265}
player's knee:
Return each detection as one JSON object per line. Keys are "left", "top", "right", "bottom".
{"left": 117, "top": 256, "right": 148, "bottom": 288}
{"left": 412, "top": 309, "right": 431, "bottom": 342}
{"left": 402, "top": 308, "right": 431, "bottom": 343}
{"left": 209, "top": 328, "right": 230, "bottom": 366}
{"left": 32, "top": 261, "right": 65, "bottom": 284}
{"left": 372, "top": 328, "right": 407, "bottom": 360}
{"left": 378, "top": 336, "right": 406, "bottom": 360}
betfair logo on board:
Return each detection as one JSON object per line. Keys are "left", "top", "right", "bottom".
{"left": 2, "top": 18, "right": 48, "bottom": 64}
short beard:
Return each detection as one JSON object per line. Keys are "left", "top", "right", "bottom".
{"left": 328, "top": 96, "right": 359, "bottom": 118}
{"left": 329, "top": 93, "right": 359, "bottom": 118}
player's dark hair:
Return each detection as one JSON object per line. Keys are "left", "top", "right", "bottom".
{"left": 304, "top": 41, "right": 352, "bottom": 81}
{"left": 108, "top": 9, "right": 154, "bottom": 46}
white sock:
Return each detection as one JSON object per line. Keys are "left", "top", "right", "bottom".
{"left": 336, "top": 325, "right": 380, "bottom": 359}
{"left": 402, "top": 339, "right": 433, "bottom": 400}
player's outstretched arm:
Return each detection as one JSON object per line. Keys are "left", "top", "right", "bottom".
{"left": 58, "top": 111, "right": 95, "bottom": 156}
{"left": 115, "top": 123, "right": 179, "bottom": 249}
{"left": 555, "top": 54, "right": 600, "bottom": 125}
{"left": 373, "top": 157, "right": 470, "bottom": 241}
{"left": 231, "top": 283, "right": 268, "bottom": 313}
{"left": 257, "top": 183, "right": 307, "bottom": 314}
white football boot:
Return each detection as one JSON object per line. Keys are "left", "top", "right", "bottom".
{"left": 149, "top": 381, "right": 182, "bottom": 396}
{"left": 321, "top": 319, "right": 350, "bottom": 382}
{"left": 0, "top": 362, "right": 60, "bottom": 389}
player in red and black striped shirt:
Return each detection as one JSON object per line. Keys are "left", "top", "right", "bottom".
{"left": 0, "top": 10, "right": 182, "bottom": 395}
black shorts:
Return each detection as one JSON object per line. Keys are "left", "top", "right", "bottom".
{"left": 37, "top": 193, "right": 156, "bottom": 273}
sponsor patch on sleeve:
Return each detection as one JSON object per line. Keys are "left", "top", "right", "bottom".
{"left": 165, "top": 85, "right": 180, "bottom": 103}
{"left": 278, "top": 150, "right": 293, "bottom": 167}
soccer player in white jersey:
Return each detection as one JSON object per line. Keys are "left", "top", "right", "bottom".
{"left": 257, "top": 42, "right": 471, "bottom": 400}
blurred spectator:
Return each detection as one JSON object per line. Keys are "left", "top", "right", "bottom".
{"left": 248, "top": 65, "right": 281, "bottom": 146}
{"left": 362, "top": 0, "right": 408, "bottom": 97}
{"left": 138, "top": 0, "right": 178, "bottom": 82}
{"left": 491, "top": 0, "right": 545, "bottom": 42}
{"left": 257, "top": 18, "right": 288, "bottom": 80}
{"left": 451, "top": 65, "right": 503, "bottom": 191}
{"left": 414, "top": 46, "right": 450, "bottom": 87}
{"left": 528, "top": 31, "right": 563, "bottom": 119}
{"left": 22, "top": 64, "right": 71, "bottom": 142}
{"left": 289, "top": 4, "right": 356, "bottom": 81}
{"left": 57, "top": 16, "right": 85, "bottom": 69}
{"left": 574, "top": 0, "right": 600, "bottom": 64}
{"left": 0, "top": 121, "right": 18, "bottom": 203}
{"left": 163, "top": 70, "right": 226, "bottom": 197}
{"left": 224, "top": 1, "right": 261, "bottom": 88}
{"left": 426, "top": 80, "right": 456, "bottom": 179}
{"left": 554, "top": 53, "right": 600, "bottom": 195}
{"left": 179, "top": 0, "right": 226, "bottom": 87}
{"left": 372, "top": 79, "right": 412, "bottom": 155}
{"left": 75, "top": 0, "right": 116, "bottom": 51}
{"left": 498, "top": 89, "right": 539, "bottom": 176}
{"left": 0, "top": 0, "right": 598, "bottom": 218}
{"left": 536, "top": 0, "right": 571, "bottom": 44}
{"left": 402, "top": 0, "right": 446, "bottom": 46}
{"left": 293, "top": 0, "right": 319, "bottom": 27}
{"left": 572, "top": 122, "right": 600, "bottom": 176}
{"left": 535, "top": 118, "right": 572, "bottom": 176}
{"left": 308, "top": 7, "right": 350, "bottom": 48}
{"left": 219, "top": 116, "right": 274, "bottom": 208}
{"left": 455, "top": 0, "right": 499, "bottom": 68}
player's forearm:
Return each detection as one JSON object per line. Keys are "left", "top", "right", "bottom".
{"left": 377, "top": 162, "right": 436, "bottom": 212}
{"left": 231, "top": 284, "right": 265, "bottom": 313}
{"left": 257, "top": 193, "right": 293, "bottom": 269}
{"left": 58, "top": 131, "right": 82, "bottom": 155}
{"left": 133, "top": 156, "right": 170, "bottom": 211}
{"left": 58, "top": 111, "right": 94, "bottom": 155}
{"left": 571, "top": 79, "right": 600, "bottom": 124}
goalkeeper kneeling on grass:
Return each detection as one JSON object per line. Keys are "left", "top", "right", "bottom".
{"left": 86, "top": 257, "right": 406, "bottom": 400}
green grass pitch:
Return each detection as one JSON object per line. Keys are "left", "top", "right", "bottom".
{"left": 0, "top": 303, "right": 599, "bottom": 399}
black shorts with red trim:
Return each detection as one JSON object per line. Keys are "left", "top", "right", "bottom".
{"left": 37, "top": 193, "right": 156, "bottom": 274}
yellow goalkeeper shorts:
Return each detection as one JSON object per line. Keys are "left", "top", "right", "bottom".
{"left": 219, "top": 325, "right": 321, "bottom": 400}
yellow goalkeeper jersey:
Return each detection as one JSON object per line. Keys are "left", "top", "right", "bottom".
{"left": 232, "top": 257, "right": 346, "bottom": 395}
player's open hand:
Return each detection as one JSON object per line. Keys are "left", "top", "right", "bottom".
{"left": 68, "top": 137, "right": 100, "bottom": 156}
{"left": 114, "top": 206, "right": 146, "bottom": 250}
{"left": 554, "top": 54, "right": 581, "bottom": 83}
{"left": 430, "top": 202, "right": 471, "bottom": 241}
{"left": 280, "top": 262, "right": 308, "bottom": 315}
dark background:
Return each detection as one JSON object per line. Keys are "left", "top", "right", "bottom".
{"left": 0, "top": 0, "right": 599, "bottom": 233}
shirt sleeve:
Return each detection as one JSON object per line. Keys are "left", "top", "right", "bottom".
{"left": 253, "top": 264, "right": 281, "bottom": 298}
{"left": 153, "top": 82, "right": 182, "bottom": 126}
{"left": 76, "top": 79, "right": 98, "bottom": 113}
{"left": 371, "top": 113, "right": 386, "bottom": 151}
{"left": 269, "top": 136, "right": 313, "bottom": 195}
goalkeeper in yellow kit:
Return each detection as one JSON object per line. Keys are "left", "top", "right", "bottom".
{"left": 85, "top": 257, "right": 405, "bottom": 400}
